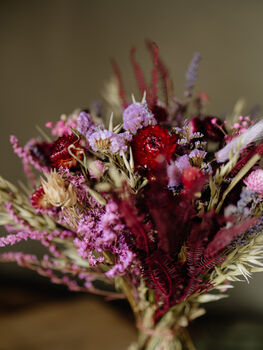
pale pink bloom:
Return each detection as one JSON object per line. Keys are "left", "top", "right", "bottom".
{"left": 233, "top": 122, "right": 240, "bottom": 129}
{"left": 45, "top": 122, "right": 54, "bottom": 128}
{"left": 244, "top": 169, "right": 263, "bottom": 197}
{"left": 211, "top": 118, "right": 217, "bottom": 125}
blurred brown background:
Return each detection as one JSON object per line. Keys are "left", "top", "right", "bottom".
{"left": 1, "top": 1, "right": 263, "bottom": 349}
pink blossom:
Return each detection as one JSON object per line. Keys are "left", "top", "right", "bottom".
{"left": 244, "top": 169, "right": 263, "bottom": 197}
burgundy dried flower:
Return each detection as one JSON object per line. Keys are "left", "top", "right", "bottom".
{"left": 190, "top": 115, "right": 225, "bottom": 141}
{"left": 151, "top": 105, "right": 168, "bottom": 123}
{"left": 30, "top": 186, "right": 51, "bottom": 210}
{"left": 131, "top": 125, "right": 177, "bottom": 171}
{"left": 50, "top": 135, "right": 84, "bottom": 169}
{"left": 29, "top": 141, "right": 53, "bottom": 167}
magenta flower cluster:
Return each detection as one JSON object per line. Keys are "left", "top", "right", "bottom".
{"left": 74, "top": 200, "right": 135, "bottom": 278}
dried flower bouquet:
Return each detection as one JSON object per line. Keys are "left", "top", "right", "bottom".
{"left": 1, "top": 41, "right": 263, "bottom": 349}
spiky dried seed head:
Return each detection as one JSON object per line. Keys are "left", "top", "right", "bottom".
{"left": 41, "top": 170, "right": 77, "bottom": 208}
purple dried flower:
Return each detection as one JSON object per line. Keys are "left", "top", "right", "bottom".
{"left": 175, "top": 155, "right": 191, "bottom": 172}
{"left": 73, "top": 199, "right": 135, "bottom": 278}
{"left": 105, "top": 247, "right": 134, "bottom": 278}
{"left": 189, "top": 149, "right": 207, "bottom": 166}
{"left": 184, "top": 53, "right": 201, "bottom": 98}
{"left": 122, "top": 102, "right": 156, "bottom": 134}
{"left": 110, "top": 132, "right": 131, "bottom": 153}
{"left": 89, "top": 129, "right": 113, "bottom": 153}
{"left": 89, "top": 129, "right": 129, "bottom": 154}
{"left": 77, "top": 111, "right": 94, "bottom": 135}
{"left": 189, "top": 149, "right": 206, "bottom": 159}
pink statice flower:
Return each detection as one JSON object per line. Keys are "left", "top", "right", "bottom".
{"left": 230, "top": 116, "right": 254, "bottom": 134}
{"left": 46, "top": 115, "right": 78, "bottom": 137}
{"left": 244, "top": 169, "right": 263, "bottom": 197}
{"left": 123, "top": 102, "right": 156, "bottom": 134}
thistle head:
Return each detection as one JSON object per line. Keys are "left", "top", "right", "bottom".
{"left": 41, "top": 170, "right": 77, "bottom": 208}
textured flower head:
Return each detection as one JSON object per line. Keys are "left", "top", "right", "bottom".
{"left": 110, "top": 133, "right": 131, "bottom": 153}
{"left": 189, "top": 149, "right": 207, "bottom": 167}
{"left": 77, "top": 111, "right": 94, "bottom": 136}
{"left": 50, "top": 134, "right": 84, "bottom": 169}
{"left": 131, "top": 125, "right": 177, "bottom": 170}
{"left": 123, "top": 102, "right": 156, "bottom": 134}
{"left": 41, "top": 170, "right": 77, "bottom": 208}
{"left": 244, "top": 169, "right": 263, "bottom": 197}
{"left": 89, "top": 130, "right": 112, "bottom": 153}
{"left": 89, "top": 129, "right": 129, "bottom": 154}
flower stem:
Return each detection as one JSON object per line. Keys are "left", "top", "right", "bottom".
{"left": 181, "top": 328, "right": 196, "bottom": 350}
{"left": 102, "top": 251, "right": 140, "bottom": 319}
{"left": 118, "top": 277, "right": 140, "bottom": 319}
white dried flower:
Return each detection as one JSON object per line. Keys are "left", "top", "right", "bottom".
{"left": 41, "top": 170, "right": 77, "bottom": 208}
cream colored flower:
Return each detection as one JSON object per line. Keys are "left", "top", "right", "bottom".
{"left": 41, "top": 170, "right": 77, "bottom": 208}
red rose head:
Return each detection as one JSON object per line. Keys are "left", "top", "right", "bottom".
{"left": 50, "top": 134, "right": 84, "bottom": 169}
{"left": 131, "top": 125, "right": 177, "bottom": 170}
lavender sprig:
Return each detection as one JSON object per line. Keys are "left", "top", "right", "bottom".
{"left": 184, "top": 53, "right": 201, "bottom": 98}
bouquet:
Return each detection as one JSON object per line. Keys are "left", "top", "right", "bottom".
{"left": 1, "top": 41, "right": 263, "bottom": 349}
